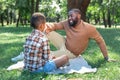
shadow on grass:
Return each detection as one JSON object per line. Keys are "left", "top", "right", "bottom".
{"left": 1, "top": 27, "right": 120, "bottom": 54}
{"left": 0, "top": 42, "right": 23, "bottom": 68}
{"left": 88, "top": 58, "right": 106, "bottom": 68}
{"left": 98, "top": 28, "right": 120, "bottom": 54}
{"left": 0, "top": 27, "right": 32, "bottom": 34}
{"left": 84, "top": 28, "right": 120, "bottom": 68}
{"left": 0, "top": 27, "right": 120, "bottom": 80}
{"left": 18, "top": 71, "right": 48, "bottom": 80}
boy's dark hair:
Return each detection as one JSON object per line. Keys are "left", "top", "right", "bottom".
{"left": 30, "top": 13, "right": 46, "bottom": 29}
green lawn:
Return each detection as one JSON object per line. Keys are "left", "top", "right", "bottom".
{"left": 0, "top": 26, "right": 120, "bottom": 80}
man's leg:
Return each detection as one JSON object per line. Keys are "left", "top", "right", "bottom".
{"left": 53, "top": 55, "right": 69, "bottom": 68}
{"left": 46, "top": 31, "right": 65, "bottom": 49}
{"left": 47, "top": 31, "right": 76, "bottom": 59}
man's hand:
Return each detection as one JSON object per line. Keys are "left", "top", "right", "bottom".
{"left": 45, "top": 23, "right": 54, "bottom": 34}
{"left": 49, "top": 54, "right": 56, "bottom": 59}
{"left": 106, "top": 58, "right": 117, "bottom": 62}
{"left": 104, "top": 57, "right": 117, "bottom": 62}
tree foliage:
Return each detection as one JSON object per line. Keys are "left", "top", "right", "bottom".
{"left": 87, "top": 0, "right": 120, "bottom": 27}
{"left": 0, "top": 0, "right": 120, "bottom": 27}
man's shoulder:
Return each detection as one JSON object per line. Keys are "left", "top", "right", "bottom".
{"left": 59, "top": 19, "right": 68, "bottom": 24}
{"left": 83, "top": 21, "right": 96, "bottom": 29}
{"left": 56, "top": 19, "right": 69, "bottom": 28}
{"left": 82, "top": 21, "right": 98, "bottom": 33}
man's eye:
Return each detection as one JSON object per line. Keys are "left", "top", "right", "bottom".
{"left": 68, "top": 15, "right": 72, "bottom": 17}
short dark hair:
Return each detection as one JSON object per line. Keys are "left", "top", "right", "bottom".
{"left": 69, "top": 8, "right": 81, "bottom": 14}
{"left": 30, "top": 12, "right": 46, "bottom": 29}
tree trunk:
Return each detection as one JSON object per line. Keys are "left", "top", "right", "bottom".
{"left": 24, "top": 15, "right": 27, "bottom": 26}
{"left": 94, "top": 14, "right": 97, "bottom": 24}
{"left": 102, "top": 11, "right": 107, "bottom": 28}
{"left": 67, "top": 0, "right": 91, "bottom": 21}
{"left": 16, "top": 11, "right": 20, "bottom": 27}
{"left": 107, "top": 8, "right": 111, "bottom": 27}
{"left": 20, "top": 18, "right": 24, "bottom": 26}
{"left": 10, "top": 11, "right": 13, "bottom": 24}
{"left": 0, "top": 13, "right": 4, "bottom": 26}
{"left": 35, "top": 0, "right": 40, "bottom": 12}
{"left": 31, "top": 0, "right": 35, "bottom": 16}
{"left": 6, "top": 9, "right": 9, "bottom": 25}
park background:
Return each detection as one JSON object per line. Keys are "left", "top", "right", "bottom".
{"left": 0, "top": 0, "right": 120, "bottom": 80}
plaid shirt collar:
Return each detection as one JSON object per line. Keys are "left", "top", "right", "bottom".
{"left": 32, "top": 29, "right": 45, "bottom": 37}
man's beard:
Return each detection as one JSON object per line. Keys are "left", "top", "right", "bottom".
{"left": 68, "top": 18, "right": 78, "bottom": 27}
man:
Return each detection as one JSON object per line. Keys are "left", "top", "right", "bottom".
{"left": 11, "top": 9, "right": 110, "bottom": 62}
{"left": 46, "top": 8, "right": 109, "bottom": 61}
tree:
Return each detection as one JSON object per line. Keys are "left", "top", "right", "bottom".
{"left": 67, "top": 0, "right": 91, "bottom": 21}
{"left": 86, "top": 0, "right": 120, "bottom": 28}
{"left": 35, "top": 0, "right": 40, "bottom": 12}
{"left": 0, "top": 0, "right": 120, "bottom": 27}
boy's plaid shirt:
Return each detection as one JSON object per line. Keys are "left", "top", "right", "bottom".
{"left": 23, "top": 29, "right": 50, "bottom": 72}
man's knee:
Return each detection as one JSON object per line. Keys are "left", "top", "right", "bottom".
{"left": 62, "top": 55, "right": 69, "bottom": 61}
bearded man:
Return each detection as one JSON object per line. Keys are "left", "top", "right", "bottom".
{"left": 46, "top": 8, "right": 109, "bottom": 61}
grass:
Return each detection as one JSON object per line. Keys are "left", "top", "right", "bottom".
{"left": 0, "top": 26, "right": 120, "bottom": 80}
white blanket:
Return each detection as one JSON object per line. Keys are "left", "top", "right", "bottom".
{"left": 7, "top": 56, "right": 97, "bottom": 74}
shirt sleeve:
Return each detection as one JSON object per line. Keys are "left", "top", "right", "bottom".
{"left": 89, "top": 26, "right": 104, "bottom": 44}
{"left": 89, "top": 25, "right": 108, "bottom": 58}
{"left": 46, "top": 21, "right": 66, "bottom": 31}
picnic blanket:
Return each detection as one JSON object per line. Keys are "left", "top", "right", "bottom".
{"left": 7, "top": 56, "right": 97, "bottom": 74}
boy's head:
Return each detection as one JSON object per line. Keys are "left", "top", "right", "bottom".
{"left": 30, "top": 12, "right": 46, "bottom": 29}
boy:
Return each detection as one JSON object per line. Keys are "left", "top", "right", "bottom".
{"left": 23, "top": 12, "right": 68, "bottom": 73}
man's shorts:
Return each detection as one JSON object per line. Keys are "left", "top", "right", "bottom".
{"left": 31, "top": 60, "right": 57, "bottom": 73}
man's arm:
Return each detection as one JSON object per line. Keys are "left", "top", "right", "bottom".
{"left": 95, "top": 36, "right": 109, "bottom": 60}
{"left": 45, "top": 21, "right": 65, "bottom": 33}
{"left": 89, "top": 26, "right": 109, "bottom": 61}
{"left": 89, "top": 25, "right": 116, "bottom": 62}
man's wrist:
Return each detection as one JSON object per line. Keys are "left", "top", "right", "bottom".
{"left": 104, "top": 56, "right": 109, "bottom": 61}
